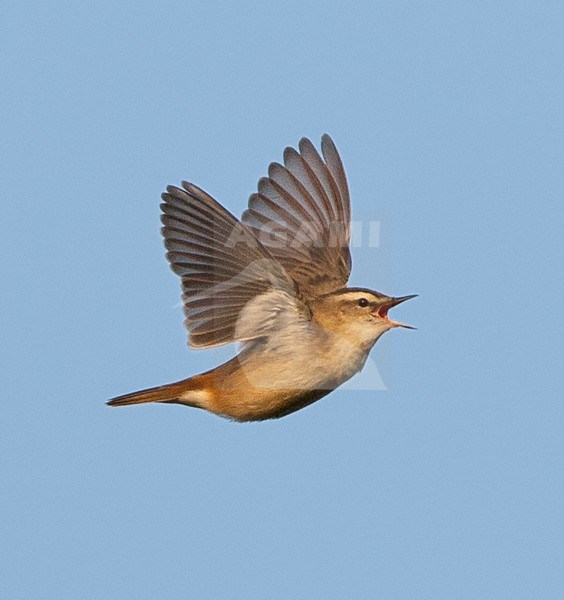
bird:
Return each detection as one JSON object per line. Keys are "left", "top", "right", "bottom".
{"left": 107, "top": 135, "right": 416, "bottom": 421}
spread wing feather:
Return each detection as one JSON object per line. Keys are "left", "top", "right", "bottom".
{"left": 161, "top": 182, "right": 306, "bottom": 349}
{"left": 242, "top": 134, "right": 352, "bottom": 299}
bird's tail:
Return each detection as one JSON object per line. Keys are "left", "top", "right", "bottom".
{"left": 107, "top": 378, "right": 203, "bottom": 408}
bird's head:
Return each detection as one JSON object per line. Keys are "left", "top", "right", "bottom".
{"left": 311, "top": 288, "right": 417, "bottom": 350}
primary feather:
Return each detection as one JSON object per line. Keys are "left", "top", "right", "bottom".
{"left": 242, "top": 134, "right": 351, "bottom": 299}
{"left": 161, "top": 181, "right": 306, "bottom": 349}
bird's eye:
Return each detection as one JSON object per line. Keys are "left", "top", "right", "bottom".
{"left": 358, "top": 298, "right": 369, "bottom": 308}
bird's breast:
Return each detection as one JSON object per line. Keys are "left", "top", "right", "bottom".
{"left": 236, "top": 336, "right": 368, "bottom": 393}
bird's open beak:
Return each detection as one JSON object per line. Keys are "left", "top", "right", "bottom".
{"left": 377, "top": 294, "right": 418, "bottom": 329}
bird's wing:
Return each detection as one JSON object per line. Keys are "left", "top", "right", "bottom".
{"left": 241, "top": 134, "right": 351, "bottom": 300}
{"left": 161, "top": 182, "right": 310, "bottom": 349}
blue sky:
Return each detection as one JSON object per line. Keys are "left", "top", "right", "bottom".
{"left": 2, "top": 1, "right": 563, "bottom": 598}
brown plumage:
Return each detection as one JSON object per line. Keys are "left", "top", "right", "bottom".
{"left": 108, "top": 135, "right": 416, "bottom": 421}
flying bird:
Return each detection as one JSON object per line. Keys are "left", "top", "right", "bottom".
{"left": 108, "top": 135, "right": 416, "bottom": 421}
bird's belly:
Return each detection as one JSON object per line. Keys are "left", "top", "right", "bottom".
{"left": 208, "top": 345, "right": 369, "bottom": 421}
{"left": 212, "top": 381, "right": 331, "bottom": 422}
